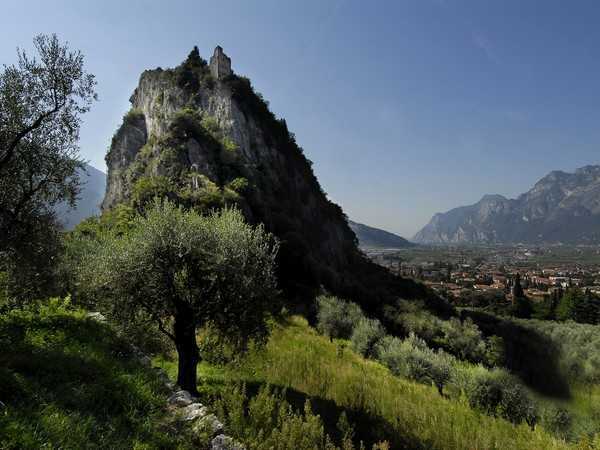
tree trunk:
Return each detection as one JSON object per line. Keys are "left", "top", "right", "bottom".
{"left": 174, "top": 312, "right": 199, "bottom": 395}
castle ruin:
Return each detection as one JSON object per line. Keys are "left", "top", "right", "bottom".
{"left": 209, "top": 46, "right": 232, "bottom": 80}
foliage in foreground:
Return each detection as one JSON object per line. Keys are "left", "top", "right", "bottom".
{"left": 157, "top": 315, "right": 579, "bottom": 450}
{"left": 77, "top": 200, "right": 279, "bottom": 393}
{"left": 0, "top": 33, "right": 96, "bottom": 301}
{"left": 0, "top": 299, "right": 195, "bottom": 449}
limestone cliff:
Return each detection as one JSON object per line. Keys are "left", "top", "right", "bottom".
{"left": 414, "top": 166, "right": 600, "bottom": 245}
{"left": 102, "top": 46, "right": 434, "bottom": 311}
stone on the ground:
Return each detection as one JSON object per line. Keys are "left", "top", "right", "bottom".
{"left": 167, "top": 390, "right": 194, "bottom": 407}
{"left": 211, "top": 434, "right": 245, "bottom": 450}
{"left": 87, "top": 312, "right": 106, "bottom": 322}
{"left": 193, "top": 413, "right": 224, "bottom": 437}
{"left": 179, "top": 402, "right": 208, "bottom": 422}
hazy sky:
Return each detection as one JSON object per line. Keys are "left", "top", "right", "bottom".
{"left": 2, "top": 1, "right": 600, "bottom": 237}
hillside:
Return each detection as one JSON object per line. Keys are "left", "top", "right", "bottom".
{"left": 1, "top": 300, "right": 577, "bottom": 450}
{"left": 55, "top": 164, "right": 106, "bottom": 230}
{"left": 0, "top": 300, "right": 196, "bottom": 449}
{"left": 414, "top": 165, "right": 600, "bottom": 244}
{"left": 155, "top": 315, "right": 574, "bottom": 450}
{"left": 100, "top": 46, "right": 432, "bottom": 310}
{"left": 349, "top": 220, "right": 414, "bottom": 249}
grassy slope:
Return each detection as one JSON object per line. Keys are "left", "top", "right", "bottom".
{"left": 158, "top": 316, "right": 576, "bottom": 450}
{"left": 0, "top": 300, "right": 194, "bottom": 450}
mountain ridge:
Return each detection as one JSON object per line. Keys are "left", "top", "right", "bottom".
{"left": 55, "top": 163, "right": 106, "bottom": 229}
{"left": 349, "top": 220, "right": 415, "bottom": 249}
{"left": 414, "top": 165, "right": 600, "bottom": 244}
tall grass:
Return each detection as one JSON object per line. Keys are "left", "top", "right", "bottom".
{"left": 0, "top": 299, "right": 196, "bottom": 449}
{"left": 159, "top": 316, "right": 583, "bottom": 449}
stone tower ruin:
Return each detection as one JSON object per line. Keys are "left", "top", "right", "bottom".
{"left": 209, "top": 46, "right": 232, "bottom": 80}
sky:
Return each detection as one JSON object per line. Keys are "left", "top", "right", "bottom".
{"left": 2, "top": 1, "right": 600, "bottom": 238}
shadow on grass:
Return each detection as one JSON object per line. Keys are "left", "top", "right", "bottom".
{"left": 461, "top": 309, "right": 571, "bottom": 399}
{"left": 199, "top": 374, "right": 428, "bottom": 450}
{"left": 0, "top": 313, "right": 183, "bottom": 449}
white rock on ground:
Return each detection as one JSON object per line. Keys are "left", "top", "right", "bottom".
{"left": 167, "top": 390, "right": 195, "bottom": 407}
{"left": 179, "top": 402, "right": 208, "bottom": 422}
{"left": 193, "top": 413, "right": 224, "bottom": 437}
{"left": 86, "top": 312, "right": 106, "bottom": 322}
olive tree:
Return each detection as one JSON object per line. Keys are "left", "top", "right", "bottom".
{"left": 83, "top": 200, "right": 279, "bottom": 393}
{"left": 0, "top": 34, "right": 96, "bottom": 297}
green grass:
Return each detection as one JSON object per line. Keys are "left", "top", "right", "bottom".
{"left": 156, "top": 316, "right": 586, "bottom": 450}
{"left": 0, "top": 299, "right": 195, "bottom": 450}
{"left": 2, "top": 301, "right": 596, "bottom": 449}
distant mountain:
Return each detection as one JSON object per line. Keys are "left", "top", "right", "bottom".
{"left": 349, "top": 220, "right": 415, "bottom": 249}
{"left": 413, "top": 165, "right": 600, "bottom": 245}
{"left": 55, "top": 164, "right": 106, "bottom": 229}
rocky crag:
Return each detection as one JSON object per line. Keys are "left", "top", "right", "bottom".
{"left": 102, "top": 46, "right": 436, "bottom": 313}
{"left": 414, "top": 165, "right": 600, "bottom": 245}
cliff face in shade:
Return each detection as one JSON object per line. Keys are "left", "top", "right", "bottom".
{"left": 55, "top": 164, "right": 106, "bottom": 229}
{"left": 349, "top": 220, "right": 415, "bottom": 249}
{"left": 101, "top": 46, "right": 437, "bottom": 312}
{"left": 414, "top": 166, "right": 600, "bottom": 245}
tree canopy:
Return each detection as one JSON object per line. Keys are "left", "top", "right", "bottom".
{"left": 0, "top": 34, "right": 96, "bottom": 299}
{"left": 81, "top": 200, "right": 280, "bottom": 393}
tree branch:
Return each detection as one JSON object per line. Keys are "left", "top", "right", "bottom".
{"left": 0, "top": 102, "right": 63, "bottom": 171}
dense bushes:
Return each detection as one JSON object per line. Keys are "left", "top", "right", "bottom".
{"left": 384, "top": 301, "right": 496, "bottom": 365}
{"left": 375, "top": 334, "right": 453, "bottom": 395}
{"left": 510, "top": 318, "right": 600, "bottom": 387}
{"left": 467, "top": 370, "right": 537, "bottom": 426}
{"left": 316, "top": 295, "right": 363, "bottom": 340}
{"left": 350, "top": 318, "right": 386, "bottom": 358}
{"left": 316, "top": 296, "right": 539, "bottom": 425}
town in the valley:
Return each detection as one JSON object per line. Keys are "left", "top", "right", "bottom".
{"left": 365, "top": 244, "right": 600, "bottom": 306}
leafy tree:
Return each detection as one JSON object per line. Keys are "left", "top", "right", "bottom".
{"left": 81, "top": 200, "right": 279, "bottom": 393}
{"left": 316, "top": 295, "right": 364, "bottom": 340}
{"left": 350, "top": 317, "right": 386, "bottom": 358}
{"left": 555, "top": 287, "right": 591, "bottom": 322}
{"left": 0, "top": 34, "right": 96, "bottom": 296}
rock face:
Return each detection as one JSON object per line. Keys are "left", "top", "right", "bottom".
{"left": 101, "top": 46, "right": 432, "bottom": 308}
{"left": 414, "top": 166, "right": 600, "bottom": 244}
{"left": 348, "top": 220, "right": 415, "bottom": 249}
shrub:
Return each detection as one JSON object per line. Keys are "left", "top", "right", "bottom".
{"left": 374, "top": 336, "right": 406, "bottom": 376}
{"left": 131, "top": 175, "right": 175, "bottom": 210}
{"left": 123, "top": 108, "right": 144, "bottom": 125}
{"left": 440, "top": 318, "right": 487, "bottom": 363}
{"left": 214, "top": 383, "right": 366, "bottom": 449}
{"left": 316, "top": 296, "right": 364, "bottom": 340}
{"left": 542, "top": 407, "right": 572, "bottom": 439}
{"left": 467, "top": 370, "right": 537, "bottom": 425}
{"left": 376, "top": 333, "right": 454, "bottom": 396}
{"left": 351, "top": 318, "right": 386, "bottom": 358}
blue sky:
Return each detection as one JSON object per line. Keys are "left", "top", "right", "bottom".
{"left": 2, "top": 1, "right": 600, "bottom": 237}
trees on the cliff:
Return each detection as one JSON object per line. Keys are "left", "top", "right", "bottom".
{"left": 82, "top": 200, "right": 279, "bottom": 393}
{"left": 0, "top": 34, "right": 96, "bottom": 298}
